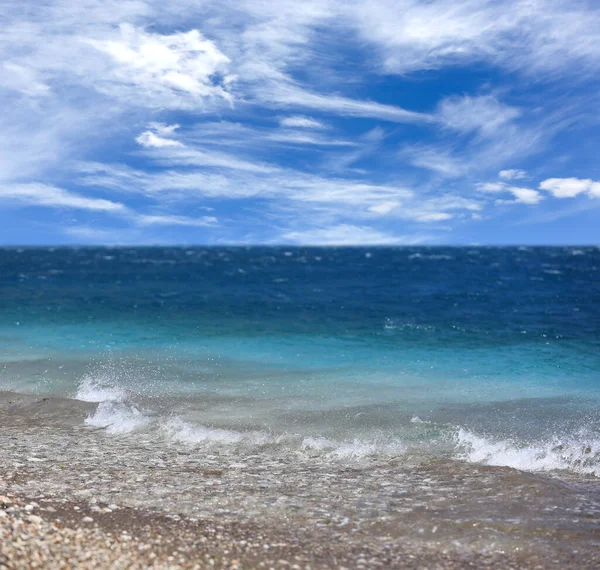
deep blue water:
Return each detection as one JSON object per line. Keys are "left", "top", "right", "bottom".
{"left": 1, "top": 246, "right": 599, "bottom": 473}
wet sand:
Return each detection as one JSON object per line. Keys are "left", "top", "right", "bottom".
{"left": 1, "top": 392, "right": 600, "bottom": 569}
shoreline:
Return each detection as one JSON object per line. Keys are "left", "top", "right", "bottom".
{"left": 1, "top": 400, "right": 600, "bottom": 569}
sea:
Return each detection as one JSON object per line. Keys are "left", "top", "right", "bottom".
{"left": 1, "top": 246, "right": 599, "bottom": 476}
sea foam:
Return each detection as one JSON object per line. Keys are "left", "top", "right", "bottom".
{"left": 301, "top": 436, "right": 406, "bottom": 459}
{"left": 453, "top": 427, "right": 599, "bottom": 476}
{"left": 73, "top": 368, "right": 599, "bottom": 476}
{"left": 76, "top": 372, "right": 150, "bottom": 434}
{"left": 161, "top": 418, "right": 268, "bottom": 446}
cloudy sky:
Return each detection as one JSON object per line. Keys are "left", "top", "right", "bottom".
{"left": 1, "top": 0, "right": 600, "bottom": 245}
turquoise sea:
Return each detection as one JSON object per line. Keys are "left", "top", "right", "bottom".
{"left": 1, "top": 246, "right": 599, "bottom": 475}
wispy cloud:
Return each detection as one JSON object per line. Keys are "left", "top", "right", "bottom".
{"left": 437, "top": 95, "right": 521, "bottom": 137}
{"left": 0, "top": 182, "right": 220, "bottom": 232}
{"left": 63, "top": 225, "right": 144, "bottom": 244}
{"left": 1, "top": 0, "right": 599, "bottom": 244}
{"left": 403, "top": 146, "right": 465, "bottom": 178}
{"left": 135, "top": 214, "right": 218, "bottom": 227}
{"left": 279, "top": 224, "right": 433, "bottom": 245}
{"left": 75, "top": 158, "right": 481, "bottom": 232}
{"left": 279, "top": 116, "right": 326, "bottom": 129}
{"left": 265, "top": 83, "right": 434, "bottom": 124}
{"left": 136, "top": 131, "right": 183, "bottom": 148}
{"left": 2, "top": 62, "right": 51, "bottom": 97}
{"left": 499, "top": 169, "right": 528, "bottom": 181}
{"left": 263, "top": 131, "right": 357, "bottom": 147}
{"left": 134, "top": 137, "right": 278, "bottom": 173}
{"left": 0, "top": 183, "right": 126, "bottom": 212}
{"left": 351, "top": 0, "right": 600, "bottom": 77}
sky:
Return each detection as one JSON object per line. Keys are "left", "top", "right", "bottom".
{"left": 1, "top": 0, "right": 600, "bottom": 246}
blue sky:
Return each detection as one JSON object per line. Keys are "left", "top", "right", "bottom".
{"left": 1, "top": 0, "right": 600, "bottom": 245}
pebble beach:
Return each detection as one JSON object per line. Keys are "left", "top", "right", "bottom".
{"left": 2, "top": 392, "right": 600, "bottom": 569}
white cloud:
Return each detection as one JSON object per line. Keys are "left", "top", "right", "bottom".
{"left": 539, "top": 177, "right": 600, "bottom": 199}
{"left": 136, "top": 131, "right": 184, "bottom": 148}
{"left": 476, "top": 182, "right": 506, "bottom": 193}
{"left": 267, "top": 83, "right": 434, "bottom": 124}
{"left": 86, "top": 24, "right": 234, "bottom": 108}
{"left": 437, "top": 95, "right": 521, "bottom": 137}
{"left": 368, "top": 201, "right": 400, "bottom": 215}
{"left": 406, "top": 94, "right": 544, "bottom": 178}
{"left": 146, "top": 123, "right": 180, "bottom": 137}
{"left": 1, "top": 62, "right": 50, "bottom": 97}
{"left": 0, "top": 181, "right": 221, "bottom": 231}
{"left": 414, "top": 212, "right": 453, "bottom": 222}
{"left": 508, "top": 187, "right": 543, "bottom": 205}
{"left": 139, "top": 146, "right": 277, "bottom": 173}
{"left": 477, "top": 180, "right": 542, "bottom": 204}
{"left": 350, "top": 0, "right": 600, "bottom": 77}
{"left": 264, "top": 132, "right": 356, "bottom": 147}
{"left": 478, "top": 175, "right": 600, "bottom": 206}
{"left": 75, "top": 160, "right": 482, "bottom": 227}
{"left": 131, "top": 125, "right": 279, "bottom": 172}
{"left": 279, "top": 116, "right": 325, "bottom": 129}
{"left": 180, "top": 120, "right": 357, "bottom": 150}
{"left": 2, "top": 0, "right": 598, "bottom": 245}
{"left": 499, "top": 169, "right": 527, "bottom": 180}
{"left": 63, "top": 225, "right": 137, "bottom": 243}
{"left": 405, "top": 147, "right": 465, "bottom": 178}
{"left": 135, "top": 214, "right": 218, "bottom": 227}
{"left": 279, "top": 224, "right": 431, "bottom": 245}
{"left": 0, "top": 183, "right": 126, "bottom": 212}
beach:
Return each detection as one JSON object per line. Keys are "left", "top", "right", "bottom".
{"left": 1, "top": 246, "right": 599, "bottom": 568}
{"left": 3, "top": 0, "right": 600, "bottom": 561}
{"left": 2, "top": 392, "right": 600, "bottom": 569}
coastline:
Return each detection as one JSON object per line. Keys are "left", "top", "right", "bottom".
{"left": 1, "top": 392, "right": 600, "bottom": 569}
{"left": 3, "top": 491, "right": 582, "bottom": 570}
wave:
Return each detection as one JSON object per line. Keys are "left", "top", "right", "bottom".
{"left": 453, "top": 427, "right": 599, "bottom": 477}
{"left": 76, "top": 371, "right": 150, "bottom": 434}
{"left": 84, "top": 401, "right": 150, "bottom": 434}
{"left": 73, "top": 369, "right": 599, "bottom": 476}
{"left": 161, "top": 418, "right": 268, "bottom": 446}
{"left": 74, "top": 374, "right": 411, "bottom": 457}
{"left": 76, "top": 374, "right": 128, "bottom": 404}
{"left": 301, "top": 436, "right": 406, "bottom": 459}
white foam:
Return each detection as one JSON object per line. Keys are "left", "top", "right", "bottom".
{"left": 410, "top": 416, "right": 429, "bottom": 424}
{"left": 85, "top": 401, "right": 150, "bottom": 434}
{"left": 161, "top": 418, "right": 268, "bottom": 445}
{"left": 453, "top": 427, "right": 599, "bottom": 476}
{"left": 76, "top": 369, "right": 150, "bottom": 434}
{"left": 76, "top": 374, "right": 127, "bottom": 403}
{"left": 301, "top": 436, "right": 405, "bottom": 459}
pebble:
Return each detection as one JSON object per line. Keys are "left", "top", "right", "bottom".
{"left": 1, "top": 420, "right": 599, "bottom": 569}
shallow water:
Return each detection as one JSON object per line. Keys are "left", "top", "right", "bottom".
{"left": 2, "top": 394, "right": 600, "bottom": 563}
{"left": 1, "top": 246, "right": 599, "bottom": 477}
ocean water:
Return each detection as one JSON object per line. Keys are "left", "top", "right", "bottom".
{"left": 1, "top": 246, "right": 599, "bottom": 476}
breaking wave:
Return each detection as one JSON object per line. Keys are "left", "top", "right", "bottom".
{"left": 74, "top": 367, "right": 599, "bottom": 476}
{"left": 453, "top": 427, "right": 599, "bottom": 477}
